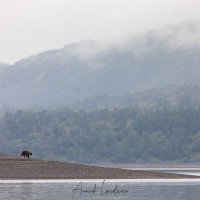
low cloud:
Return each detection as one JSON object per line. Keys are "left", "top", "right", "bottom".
{"left": 66, "top": 21, "right": 200, "bottom": 64}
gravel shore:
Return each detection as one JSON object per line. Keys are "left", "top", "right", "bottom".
{"left": 0, "top": 153, "right": 199, "bottom": 179}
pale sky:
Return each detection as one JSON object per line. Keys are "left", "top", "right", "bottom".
{"left": 0, "top": 0, "right": 200, "bottom": 64}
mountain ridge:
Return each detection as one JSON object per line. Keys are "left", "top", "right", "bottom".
{"left": 0, "top": 22, "right": 200, "bottom": 109}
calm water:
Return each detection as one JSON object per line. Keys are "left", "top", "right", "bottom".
{"left": 0, "top": 169, "right": 200, "bottom": 200}
{"left": 126, "top": 168, "right": 200, "bottom": 176}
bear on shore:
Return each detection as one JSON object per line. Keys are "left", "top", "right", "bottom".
{"left": 21, "top": 150, "right": 32, "bottom": 158}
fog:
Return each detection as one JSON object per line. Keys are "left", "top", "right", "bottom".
{"left": 67, "top": 22, "right": 200, "bottom": 63}
{"left": 0, "top": 22, "right": 200, "bottom": 110}
{"left": 1, "top": 0, "right": 200, "bottom": 63}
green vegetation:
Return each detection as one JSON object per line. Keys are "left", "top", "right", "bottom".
{"left": 1, "top": 107, "right": 200, "bottom": 163}
{"left": 1, "top": 24, "right": 200, "bottom": 164}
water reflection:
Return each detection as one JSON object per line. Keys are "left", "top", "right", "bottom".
{"left": 20, "top": 183, "right": 32, "bottom": 200}
{"left": 0, "top": 180, "right": 200, "bottom": 200}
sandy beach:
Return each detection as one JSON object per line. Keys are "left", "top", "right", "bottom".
{"left": 0, "top": 153, "right": 199, "bottom": 179}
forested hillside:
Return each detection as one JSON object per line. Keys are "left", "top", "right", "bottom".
{"left": 1, "top": 108, "right": 200, "bottom": 163}
{"left": 0, "top": 23, "right": 200, "bottom": 109}
{"left": 77, "top": 85, "right": 200, "bottom": 110}
{"left": 1, "top": 23, "right": 200, "bottom": 164}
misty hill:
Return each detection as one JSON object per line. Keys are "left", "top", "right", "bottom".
{"left": 77, "top": 85, "right": 200, "bottom": 110}
{"left": 0, "top": 22, "right": 200, "bottom": 109}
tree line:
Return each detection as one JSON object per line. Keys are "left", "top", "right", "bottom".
{"left": 0, "top": 107, "right": 200, "bottom": 163}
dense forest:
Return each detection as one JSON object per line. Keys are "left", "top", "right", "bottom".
{"left": 1, "top": 107, "right": 200, "bottom": 163}
{"left": 0, "top": 23, "right": 200, "bottom": 163}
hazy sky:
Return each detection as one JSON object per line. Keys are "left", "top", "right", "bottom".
{"left": 1, "top": 0, "right": 200, "bottom": 64}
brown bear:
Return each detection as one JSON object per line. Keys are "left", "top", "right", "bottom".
{"left": 21, "top": 150, "right": 32, "bottom": 158}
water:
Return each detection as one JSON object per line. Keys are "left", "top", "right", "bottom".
{"left": 0, "top": 169, "right": 200, "bottom": 200}
{"left": 125, "top": 168, "right": 200, "bottom": 176}
{"left": 1, "top": 179, "right": 200, "bottom": 200}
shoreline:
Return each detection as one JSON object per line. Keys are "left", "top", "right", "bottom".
{"left": 120, "top": 166, "right": 200, "bottom": 169}
{"left": 91, "top": 163, "right": 200, "bottom": 169}
{"left": 0, "top": 153, "right": 199, "bottom": 179}
{"left": 1, "top": 179, "right": 200, "bottom": 183}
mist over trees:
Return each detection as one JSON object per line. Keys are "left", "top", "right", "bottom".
{"left": 0, "top": 22, "right": 200, "bottom": 109}
{"left": 1, "top": 23, "right": 200, "bottom": 163}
